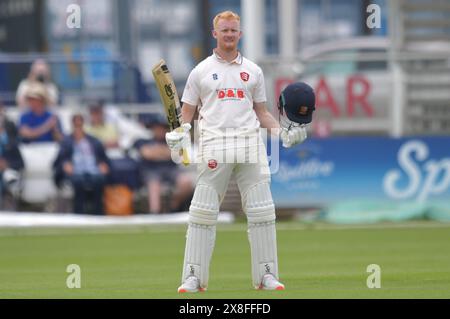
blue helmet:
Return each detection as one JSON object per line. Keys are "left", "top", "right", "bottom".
{"left": 278, "top": 82, "right": 315, "bottom": 126}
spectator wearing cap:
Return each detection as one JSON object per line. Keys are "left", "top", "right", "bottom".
{"left": 16, "top": 59, "right": 59, "bottom": 109}
{"left": 18, "top": 82, "right": 63, "bottom": 144}
{"left": 53, "top": 113, "right": 111, "bottom": 215}
{"left": 85, "top": 102, "right": 120, "bottom": 150}
{"left": 133, "top": 114, "right": 194, "bottom": 214}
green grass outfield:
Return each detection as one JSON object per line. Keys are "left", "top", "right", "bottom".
{"left": 1, "top": 221, "right": 450, "bottom": 299}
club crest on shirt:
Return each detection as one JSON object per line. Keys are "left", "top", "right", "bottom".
{"left": 240, "top": 72, "right": 249, "bottom": 82}
{"left": 212, "top": 73, "right": 218, "bottom": 80}
{"left": 208, "top": 159, "right": 218, "bottom": 170}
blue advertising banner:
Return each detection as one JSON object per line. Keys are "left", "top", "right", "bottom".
{"left": 271, "top": 136, "right": 450, "bottom": 208}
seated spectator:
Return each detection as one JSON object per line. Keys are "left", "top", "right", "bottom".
{"left": 18, "top": 82, "right": 63, "bottom": 144}
{"left": 133, "top": 114, "right": 193, "bottom": 214}
{"left": 16, "top": 59, "right": 59, "bottom": 109}
{"left": 53, "top": 114, "right": 111, "bottom": 215}
{"left": 85, "top": 102, "right": 120, "bottom": 149}
{"left": 0, "top": 101, "right": 25, "bottom": 202}
{"left": 0, "top": 100, "right": 19, "bottom": 143}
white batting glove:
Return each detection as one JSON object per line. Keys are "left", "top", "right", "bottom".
{"left": 280, "top": 125, "right": 307, "bottom": 148}
{"left": 165, "top": 123, "right": 191, "bottom": 151}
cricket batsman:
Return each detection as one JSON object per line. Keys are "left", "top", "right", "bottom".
{"left": 165, "top": 10, "right": 315, "bottom": 293}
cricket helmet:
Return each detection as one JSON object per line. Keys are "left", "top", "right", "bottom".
{"left": 278, "top": 82, "right": 315, "bottom": 129}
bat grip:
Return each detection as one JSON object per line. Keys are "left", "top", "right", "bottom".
{"left": 179, "top": 128, "right": 191, "bottom": 166}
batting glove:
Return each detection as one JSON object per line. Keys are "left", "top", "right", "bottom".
{"left": 165, "top": 123, "right": 191, "bottom": 151}
{"left": 280, "top": 125, "right": 307, "bottom": 148}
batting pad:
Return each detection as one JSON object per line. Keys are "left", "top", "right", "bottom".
{"left": 189, "top": 184, "right": 220, "bottom": 226}
{"left": 243, "top": 182, "right": 279, "bottom": 287}
{"left": 182, "top": 223, "right": 216, "bottom": 288}
{"left": 248, "top": 221, "right": 279, "bottom": 288}
{"left": 243, "top": 183, "right": 276, "bottom": 224}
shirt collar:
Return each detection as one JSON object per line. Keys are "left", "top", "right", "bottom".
{"left": 213, "top": 49, "right": 243, "bottom": 65}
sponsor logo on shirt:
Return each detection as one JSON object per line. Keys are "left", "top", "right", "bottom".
{"left": 216, "top": 88, "right": 245, "bottom": 100}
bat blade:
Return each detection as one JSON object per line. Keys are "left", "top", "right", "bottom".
{"left": 152, "top": 59, "right": 190, "bottom": 165}
{"left": 151, "top": 59, "right": 182, "bottom": 131}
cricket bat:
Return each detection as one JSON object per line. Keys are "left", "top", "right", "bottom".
{"left": 152, "top": 59, "right": 190, "bottom": 166}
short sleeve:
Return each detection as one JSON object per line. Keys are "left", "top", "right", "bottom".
{"left": 181, "top": 67, "right": 201, "bottom": 106}
{"left": 253, "top": 68, "right": 267, "bottom": 103}
{"left": 133, "top": 138, "right": 145, "bottom": 150}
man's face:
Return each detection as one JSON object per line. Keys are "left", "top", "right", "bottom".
{"left": 72, "top": 116, "right": 84, "bottom": 132}
{"left": 90, "top": 109, "right": 103, "bottom": 125}
{"left": 213, "top": 18, "right": 241, "bottom": 52}
{"left": 27, "top": 97, "right": 45, "bottom": 113}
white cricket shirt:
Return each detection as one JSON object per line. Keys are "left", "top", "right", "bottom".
{"left": 182, "top": 51, "right": 267, "bottom": 140}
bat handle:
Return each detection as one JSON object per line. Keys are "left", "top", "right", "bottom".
{"left": 175, "top": 124, "right": 191, "bottom": 166}
{"left": 181, "top": 148, "right": 190, "bottom": 166}
{"left": 180, "top": 131, "right": 190, "bottom": 166}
